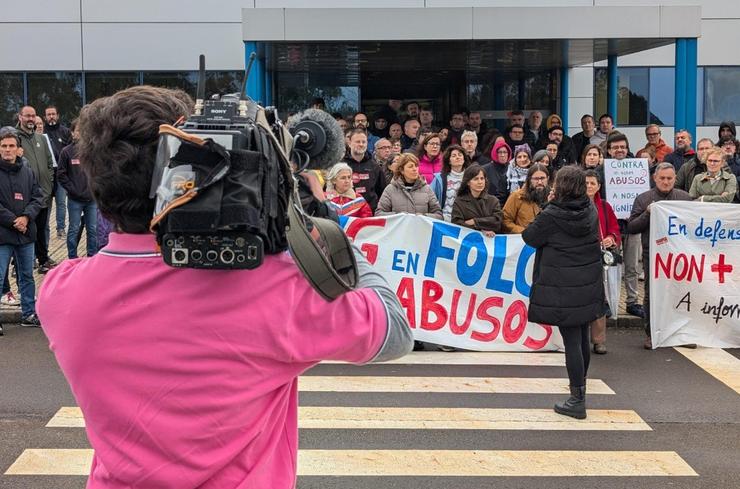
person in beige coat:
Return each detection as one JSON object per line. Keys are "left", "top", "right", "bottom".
{"left": 375, "top": 153, "right": 443, "bottom": 219}
{"left": 688, "top": 146, "right": 737, "bottom": 203}
{"left": 501, "top": 163, "right": 550, "bottom": 233}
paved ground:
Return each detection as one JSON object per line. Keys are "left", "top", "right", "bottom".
{"left": 1, "top": 326, "right": 738, "bottom": 488}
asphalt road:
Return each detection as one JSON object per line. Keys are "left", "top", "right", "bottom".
{"left": 1, "top": 325, "right": 738, "bottom": 489}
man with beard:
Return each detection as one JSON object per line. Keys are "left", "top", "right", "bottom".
{"left": 546, "top": 126, "right": 578, "bottom": 171}
{"left": 447, "top": 111, "right": 466, "bottom": 146}
{"left": 460, "top": 130, "right": 480, "bottom": 162}
{"left": 16, "top": 106, "right": 55, "bottom": 274}
{"left": 404, "top": 101, "right": 420, "bottom": 121}
{"left": 373, "top": 138, "right": 395, "bottom": 184}
{"left": 675, "top": 137, "right": 713, "bottom": 192}
{"left": 370, "top": 112, "right": 389, "bottom": 139}
{"left": 571, "top": 115, "right": 596, "bottom": 160}
{"left": 44, "top": 106, "right": 72, "bottom": 238}
{"left": 502, "top": 163, "right": 550, "bottom": 233}
{"left": 353, "top": 112, "right": 379, "bottom": 155}
{"left": 342, "top": 129, "right": 386, "bottom": 212}
{"left": 663, "top": 130, "right": 696, "bottom": 172}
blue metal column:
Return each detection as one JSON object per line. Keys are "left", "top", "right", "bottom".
{"left": 607, "top": 54, "right": 618, "bottom": 121}
{"left": 244, "top": 41, "right": 266, "bottom": 104}
{"left": 674, "top": 39, "right": 687, "bottom": 134}
{"left": 684, "top": 39, "right": 698, "bottom": 143}
{"left": 559, "top": 67, "right": 569, "bottom": 130}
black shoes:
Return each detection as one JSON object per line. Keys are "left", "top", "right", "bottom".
{"left": 626, "top": 303, "right": 645, "bottom": 318}
{"left": 554, "top": 385, "right": 586, "bottom": 419}
{"left": 21, "top": 314, "right": 41, "bottom": 327}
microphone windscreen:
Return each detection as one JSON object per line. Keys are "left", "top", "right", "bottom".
{"left": 287, "top": 109, "right": 345, "bottom": 170}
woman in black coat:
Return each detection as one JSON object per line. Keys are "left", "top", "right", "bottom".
{"left": 451, "top": 164, "right": 502, "bottom": 237}
{"left": 521, "top": 166, "right": 603, "bottom": 419}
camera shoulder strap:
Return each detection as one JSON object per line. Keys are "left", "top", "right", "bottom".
{"left": 254, "top": 107, "right": 358, "bottom": 301}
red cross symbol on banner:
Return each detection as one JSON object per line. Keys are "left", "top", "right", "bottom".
{"left": 710, "top": 254, "right": 733, "bottom": 284}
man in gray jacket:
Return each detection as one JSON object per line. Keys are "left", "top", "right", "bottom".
{"left": 17, "top": 106, "right": 55, "bottom": 273}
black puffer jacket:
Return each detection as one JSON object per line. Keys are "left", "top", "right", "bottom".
{"left": 57, "top": 143, "right": 92, "bottom": 202}
{"left": 522, "top": 197, "right": 604, "bottom": 327}
{"left": 0, "top": 158, "right": 44, "bottom": 245}
{"left": 480, "top": 157, "right": 510, "bottom": 206}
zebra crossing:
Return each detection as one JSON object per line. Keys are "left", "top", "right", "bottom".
{"left": 4, "top": 350, "right": 703, "bottom": 485}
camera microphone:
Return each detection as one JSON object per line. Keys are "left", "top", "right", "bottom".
{"left": 286, "top": 108, "right": 345, "bottom": 170}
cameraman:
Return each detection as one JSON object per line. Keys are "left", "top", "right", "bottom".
{"left": 37, "top": 86, "right": 412, "bottom": 488}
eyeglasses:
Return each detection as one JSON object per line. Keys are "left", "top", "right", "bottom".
{"left": 646, "top": 132, "right": 660, "bottom": 136}
{"left": 427, "top": 142, "right": 441, "bottom": 147}
{"left": 376, "top": 145, "right": 392, "bottom": 150}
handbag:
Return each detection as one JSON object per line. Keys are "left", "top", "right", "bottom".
{"left": 600, "top": 200, "right": 623, "bottom": 266}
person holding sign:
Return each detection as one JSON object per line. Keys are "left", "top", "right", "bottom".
{"left": 585, "top": 170, "right": 621, "bottom": 354}
{"left": 688, "top": 147, "right": 737, "bottom": 203}
{"left": 627, "top": 163, "right": 691, "bottom": 349}
{"left": 451, "top": 164, "right": 503, "bottom": 237}
{"left": 523, "top": 166, "right": 604, "bottom": 419}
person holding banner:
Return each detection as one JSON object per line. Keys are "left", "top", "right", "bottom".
{"left": 585, "top": 170, "right": 621, "bottom": 354}
{"left": 523, "top": 166, "right": 604, "bottom": 419}
{"left": 627, "top": 162, "right": 692, "bottom": 349}
{"left": 375, "top": 153, "right": 443, "bottom": 219}
{"left": 451, "top": 164, "right": 503, "bottom": 237}
{"left": 688, "top": 147, "right": 737, "bottom": 203}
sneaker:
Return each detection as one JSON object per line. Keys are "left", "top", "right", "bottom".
{"left": 38, "top": 264, "right": 51, "bottom": 274}
{"left": 1, "top": 291, "right": 20, "bottom": 306}
{"left": 643, "top": 337, "right": 653, "bottom": 350}
{"left": 0, "top": 324, "right": 4, "bottom": 336}
{"left": 21, "top": 314, "right": 41, "bottom": 327}
{"left": 44, "top": 258, "right": 58, "bottom": 268}
{"left": 593, "top": 343, "right": 607, "bottom": 354}
{"left": 56, "top": 229, "right": 65, "bottom": 238}
{"left": 626, "top": 303, "right": 645, "bottom": 318}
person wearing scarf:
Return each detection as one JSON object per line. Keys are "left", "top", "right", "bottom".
{"left": 507, "top": 144, "right": 532, "bottom": 193}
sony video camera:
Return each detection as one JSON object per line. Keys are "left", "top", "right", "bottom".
{"left": 149, "top": 55, "right": 355, "bottom": 300}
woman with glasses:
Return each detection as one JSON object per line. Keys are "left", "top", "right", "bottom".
{"left": 415, "top": 133, "right": 443, "bottom": 184}
{"left": 689, "top": 146, "right": 737, "bottom": 203}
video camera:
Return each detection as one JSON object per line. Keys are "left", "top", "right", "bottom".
{"left": 149, "top": 54, "right": 356, "bottom": 300}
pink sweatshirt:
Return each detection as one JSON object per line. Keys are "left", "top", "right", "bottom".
{"left": 38, "top": 232, "right": 388, "bottom": 488}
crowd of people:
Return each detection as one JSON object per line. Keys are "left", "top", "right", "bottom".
{"left": 311, "top": 99, "right": 740, "bottom": 353}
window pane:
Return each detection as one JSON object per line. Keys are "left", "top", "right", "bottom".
{"left": 616, "top": 68, "right": 649, "bottom": 126}
{"left": 143, "top": 72, "right": 198, "bottom": 98}
{"left": 27, "top": 72, "right": 83, "bottom": 122}
{"left": 696, "top": 67, "right": 704, "bottom": 126}
{"left": 85, "top": 72, "right": 140, "bottom": 102}
{"left": 648, "top": 68, "right": 674, "bottom": 126}
{"left": 205, "top": 71, "right": 242, "bottom": 98}
{"left": 521, "top": 71, "right": 555, "bottom": 113}
{"left": 704, "top": 67, "right": 740, "bottom": 125}
{"left": 275, "top": 72, "right": 359, "bottom": 116}
{"left": 594, "top": 68, "right": 607, "bottom": 119}
{"left": 0, "top": 73, "right": 24, "bottom": 126}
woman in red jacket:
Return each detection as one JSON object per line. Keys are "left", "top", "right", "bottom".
{"left": 325, "top": 163, "right": 373, "bottom": 218}
{"left": 584, "top": 169, "right": 621, "bottom": 355}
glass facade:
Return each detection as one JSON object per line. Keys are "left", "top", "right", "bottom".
{"left": 704, "top": 67, "right": 740, "bottom": 125}
{"left": 0, "top": 71, "right": 246, "bottom": 126}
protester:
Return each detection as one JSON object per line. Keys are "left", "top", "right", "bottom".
{"left": 580, "top": 144, "right": 606, "bottom": 198}
{"left": 507, "top": 144, "right": 532, "bottom": 193}
{"left": 388, "top": 122, "right": 402, "bottom": 140}
{"left": 325, "top": 162, "right": 373, "bottom": 218}
{"left": 480, "top": 139, "right": 512, "bottom": 206}
{"left": 373, "top": 138, "right": 394, "bottom": 181}
{"left": 532, "top": 149, "right": 550, "bottom": 167}
{"left": 640, "top": 124, "right": 672, "bottom": 162}
{"left": 341, "top": 128, "right": 387, "bottom": 212}
{"left": 0, "top": 128, "right": 45, "bottom": 333}
{"left": 16, "top": 106, "right": 56, "bottom": 274}
{"left": 451, "top": 164, "right": 502, "bottom": 237}
{"left": 44, "top": 106, "right": 73, "bottom": 238}
{"left": 688, "top": 147, "right": 737, "bottom": 203}
{"left": 502, "top": 164, "right": 550, "bottom": 233}
{"left": 571, "top": 114, "right": 596, "bottom": 160}
{"left": 419, "top": 107, "right": 435, "bottom": 132}
{"left": 545, "top": 126, "right": 577, "bottom": 170}
{"left": 717, "top": 121, "right": 736, "bottom": 146}
{"left": 467, "top": 111, "right": 487, "bottom": 149}
{"left": 447, "top": 111, "right": 466, "bottom": 146}
{"left": 590, "top": 113, "right": 614, "bottom": 146}
{"left": 504, "top": 124, "right": 528, "bottom": 152}
{"left": 627, "top": 163, "right": 691, "bottom": 349}
{"left": 523, "top": 166, "right": 603, "bottom": 419}
{"left": 526, "top": 110, "right": 545, "bottom": 146}
{"left": 675, "top": 138, "right": 714, "bottom": 192}
{"left": 416, "top": 133, "right": 443, "bottom": 184}
{"left": 720, "top": 137, "right": 740, "bottom": 202}
{"left": 370, "top": 111, "right": 389, "bottom": 138}
{"left": 376, "top": 153, "right": 443, "bottom": 219}
{"left": 431, "top": 145, "right": 471, "bottom": 222}
{"left": 400, "top": 119, "right": 420, "bottom": 151}
{"left": 460, "top": 130, "right": 480, "bottom": 162}
{"left": 56, "top": 121, "right": 98, "bottom": 258}
{"left": 584, "top": 170, "right": 621, "bottom": 355}
{"left": 37, "top": 86, "right": 413, "bottom": 487}
{"left": 352, "top": 112, "right": 378, "bottom": 154}
{"left": 664, "top": 130, "right": 696, "bottom": 171}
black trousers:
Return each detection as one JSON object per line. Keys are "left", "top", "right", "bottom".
{"left": 558, "top": 324, "right": 590, "bottom": 387}
{"left": 643, "top": 257, "right": 651, "bottom": 337}
{"left": 34, "top": 207, "right": 50, "bottom": 265}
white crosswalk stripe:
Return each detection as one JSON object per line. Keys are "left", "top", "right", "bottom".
{"left": 5, "top": 352, "right": 702, "bottom": 483}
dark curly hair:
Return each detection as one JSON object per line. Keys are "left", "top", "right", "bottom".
{"left": 77, "top": 86, "right": 193, "bottom": 233}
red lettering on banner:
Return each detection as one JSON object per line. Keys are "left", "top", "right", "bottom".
{"left": 471, "top": 296, "right": 503, "bottom": 342}
{"left": 396, "top": 277, "right": 416, "bottom": 328}
{"left": 502, "top": 300, "right": 527, "bottom": 343}
{"left": 654, "top": 252, "right": 704, "bottom": 283}
{"left": 449, "top": 290, "right": 476, "bottom": 335}
{"left": 421, "top": 280, "right": 447, "bottom": 330}
{"left": 523, "top": 324, "right": 553, "bottom": 350}
{"left": 345, "top": 218, "right": 386, "bottom": 265}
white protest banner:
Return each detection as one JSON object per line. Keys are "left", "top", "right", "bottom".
{"left": 650, "top": 201, "right": 740, "bottom": 348}
{"left": 341, "top": 214, "right": 564, "bottom": 352}
{"left": 603, "top": 158, "right": 651, "bottom": 219}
